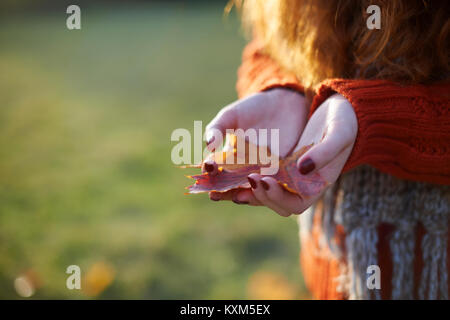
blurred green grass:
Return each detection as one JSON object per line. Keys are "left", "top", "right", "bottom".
{"left": 0, "top": 3, "right": 309, "bottom": 299}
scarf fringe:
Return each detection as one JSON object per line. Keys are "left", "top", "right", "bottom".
{"left": 299, "top": 166, "right": 450, "bottom": 300}
{"left": 419, "top": 189, "right": 449, "bottom": 299}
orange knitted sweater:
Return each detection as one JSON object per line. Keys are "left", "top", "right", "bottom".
{"left": 236, "top": 40, "right": 450, "bottom": 299}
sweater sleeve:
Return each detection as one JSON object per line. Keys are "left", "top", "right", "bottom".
{"left": 236, "top": 39, "right": 304, "bottom": 99}
{"left": 310, "top": 79, "right": 450, "bottom": 185}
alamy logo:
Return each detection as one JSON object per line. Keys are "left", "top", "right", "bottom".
{"left": 66, "top": 5, "right": 81, "bottom": 30}
{"left": 366, "top": 5, "right": 381, "bottom": 30}
{"left": 171, "top": 121, "right": 280, "bottom": 175}
{"left": 66, "top": 265, "right": 81, "bottom": 290}
{"left": 367, "top": 265, "right": 381, "bottom": 290}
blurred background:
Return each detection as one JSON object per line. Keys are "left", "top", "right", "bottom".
{"left": 0, "top": 0, "right": 309, "bottom": 299}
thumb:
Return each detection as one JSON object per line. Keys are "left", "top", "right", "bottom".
{"left": 296, "top": 123, "right": 355, "bottom": 175}
{"left": 205, "top": 106, "right": 237, "bottom": 151}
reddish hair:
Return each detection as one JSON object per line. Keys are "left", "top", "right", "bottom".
{"left": 230, "top": 0, "right": 449, "bottom": 90}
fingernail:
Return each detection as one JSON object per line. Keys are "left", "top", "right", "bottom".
{"left": 247, "top": 177, "right": 257, "bottom": 189}
{"left": 261, "top": 179, "right": 270, "bottom": 191}
{"left": 206, "top": 135, "right": 215, "bottom": 146}
{"left": 204, "top": 162, "right": 214, "bottom": 173}
{"left": 299, "top": 158, "right": 315, "bottom": 175}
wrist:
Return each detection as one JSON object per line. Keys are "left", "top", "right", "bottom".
{"left": 265, "top": 87, "right": 308, "bottom": 113}
{"left": 264, "top": 86, "right": 304, "bottom": 97}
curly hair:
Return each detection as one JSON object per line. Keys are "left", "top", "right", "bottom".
{"left": 229, "top": 0, "right": 449, "bottom": 90}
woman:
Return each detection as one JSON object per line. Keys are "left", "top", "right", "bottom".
{"left": 204, "top": 0, "right": 450, "bottom": 299}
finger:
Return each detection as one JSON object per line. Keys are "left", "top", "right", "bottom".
{"left": 209, "top": 189, "right": 261, "bottom": 206}
{"left": 232, "top": 189, "right": 262, "bottom": 206}
{"left": 260, "top": 177, "right": 304, "bottom": 214}
{"left": 209, "top": 190, "right": 236, "bottom": 201}
{"left": 297, "top": 122, "right": 355, "bottom": 175}
{"left": 247, "top": 173, "right": 292, "bottom": 217}
{"left": 205, "top": 106, "right": 237, "bottom": 151}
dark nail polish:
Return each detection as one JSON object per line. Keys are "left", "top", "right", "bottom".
{"left": 204, "top": 162, "right": 214, "bottom": 172}
{"left": 247, "top": 177, "right": 257, "bottom": 189}
{"left": 299, "top": 158, "right": 315, "bottom": 175}
{"left": 261, "top": 180, "right": 270, "bottom": 191}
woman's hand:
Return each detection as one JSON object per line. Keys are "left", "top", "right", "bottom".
{"left": 203, "top": 88, "right": 309, "bottom": 202}
{"left": 240, "top": 93, "right": 358, "bottom": 217}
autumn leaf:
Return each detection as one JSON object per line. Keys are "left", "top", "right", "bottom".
{"left": 184, "top": 135, "right": 327, "bottom": 198}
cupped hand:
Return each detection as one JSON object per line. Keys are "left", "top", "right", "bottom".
{"left": 203, "top": 88, "right": 309, "bottom": 201}
{"left": 233, "top": 93, "right": 358, "bottom": 217}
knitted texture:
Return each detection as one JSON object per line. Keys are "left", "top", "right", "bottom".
{"left": 236, "top": 40, "right": 304, "bottom": 98}
{"left": 237, "top": 40, "right": 450, "bottom": 299}
{"left": 310, "top": 80, "right": 450, "bottom": 185}
{"left": 237, "top": 40, "right": 450, "bottom": 185}
{"left": 299, "top": 166, "right": 450, "bottom": 300}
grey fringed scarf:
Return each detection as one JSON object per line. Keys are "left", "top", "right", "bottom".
{"left": 298, "top": 165, "right": 450, "bottom": 300}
